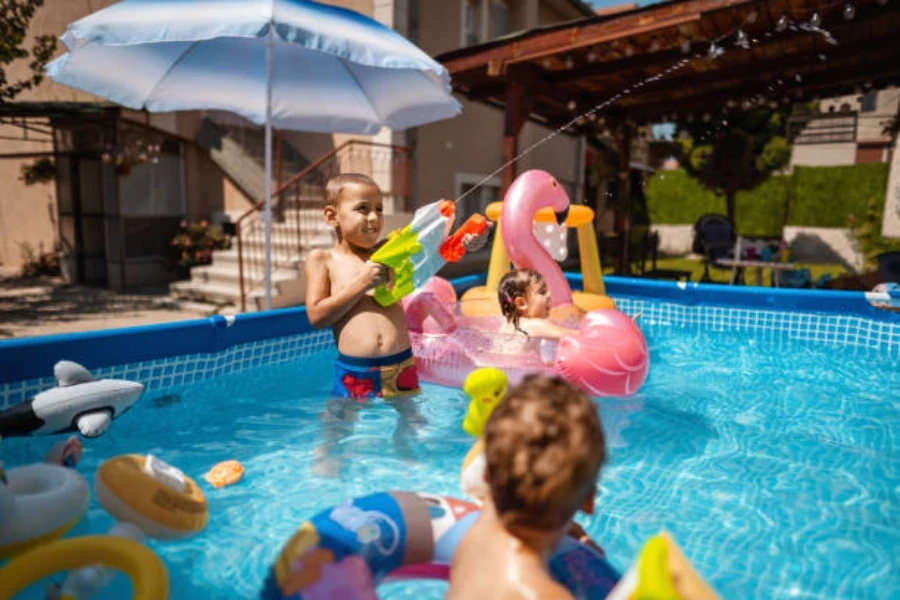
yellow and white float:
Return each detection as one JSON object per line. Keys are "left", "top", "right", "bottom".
{"left": 0, "top": 461, "right": 90, "bottom": 559}
{"left": 95, "top": 453, "right": 208, "bottom": 540}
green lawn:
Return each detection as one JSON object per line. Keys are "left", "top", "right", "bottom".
{"left": 603, "top": 257, "right": 849, "bottom": 288}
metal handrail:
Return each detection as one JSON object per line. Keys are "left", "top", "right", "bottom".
{"left": 233, "top": 139, "right": 412, "bottom": 310}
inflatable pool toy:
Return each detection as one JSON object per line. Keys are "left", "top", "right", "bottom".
{"left": 44, "top": 435, "right": 84, "bottom": 468}
{"left": 95, "top": 454, "right": 208, "bottom": 540}
{"left": 461, "top": 367, "right": 507, "bottom": 437}
{"left": 0, "top": 462, "right": 90, "bottom": 559}
{"left": 459, "top": 368, "right": 507, "bottom": 502}
{"left": 47, "top": 522, "right": 148, "bottom": 600}
{"left": 260, "top": 491, "right": 620, "bottom": 599}
{"left": 371, "top": 199, "right": 488, "bottom": 306}
{"left": 204, "top": 459, "right": 245, "bottom": 488}
{"left": 0, "top": 535, "right": 168, "bottom": 600}
{"left": 0, "top": 360, "right": 144, "bottom": 438}
{"left": 406, "top": 286, "right": 649, "bottom": 396}
{"left": 52, "top": 455, "right": 204, "bottom": 599}
{"left": 607, "top": 533, "right": 720, "bottom": 600}
{"left": 459, "top": 170, "right": 615, "bottom": 317}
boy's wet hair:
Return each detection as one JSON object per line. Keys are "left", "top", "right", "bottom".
{"left": 497, "top": 268, "right": 542, "bottom": 335}
{"left": 484, "top": 374, "right": 605, "bottom": 531}
{"left": 323, "top": 173, "right": 381, "bottom": 208}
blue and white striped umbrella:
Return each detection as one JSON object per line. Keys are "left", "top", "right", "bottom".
{"left": 47, "top": 0, "right": 461, "bottom": 308}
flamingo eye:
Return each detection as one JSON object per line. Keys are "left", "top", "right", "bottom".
{"left": 551, "top": 179, "right": 558, "bottom": 187}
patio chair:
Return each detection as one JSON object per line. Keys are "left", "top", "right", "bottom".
{"left": 692, "top": 214, "right": 739, "bottom": 284}
{"left": 877, "top": 250, "right": 900, "bottom": 284}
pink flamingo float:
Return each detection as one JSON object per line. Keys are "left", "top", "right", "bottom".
{"left": 403, "top": 170, "right": 650, "bottom": 397}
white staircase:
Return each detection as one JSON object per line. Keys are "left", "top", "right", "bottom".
{"left": 170, "top": 209, "right": 335, "bottom": 312}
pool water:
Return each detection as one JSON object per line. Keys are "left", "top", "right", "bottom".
{"left": 3, "top": 326, "right": 898, "bottom": 599}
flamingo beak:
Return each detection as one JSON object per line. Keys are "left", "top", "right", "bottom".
{"left": 554, "top": 207, "right": 569, "bottom": 225}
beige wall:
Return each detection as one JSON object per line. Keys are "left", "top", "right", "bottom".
{"left": 0, "top": 126, "right": 59, "bottom": 269}
{"left": 0, "top": 0, "right": 118, "bottom": 268}
{"left": 790, "top": 143, "right": 857, "bottom": 168}
{"left": 413, "top": 0, "right": 586, "bottom": 211}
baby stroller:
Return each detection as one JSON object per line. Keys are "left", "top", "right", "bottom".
{"left": 692, "top": 214, "right": 739, "bottom": 284}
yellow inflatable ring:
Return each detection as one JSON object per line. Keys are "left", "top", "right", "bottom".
{"left": 485, "top": 201, "right": 593, "bottom": 226}
{"left": 95, "top": 454, "right": 208, "bottom": 540}
{"left": 0, "top": 535, "right": 168, "bottom": 600}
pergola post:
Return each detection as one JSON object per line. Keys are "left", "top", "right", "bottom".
{"left": 486, "top": 80, "right": 532, "bottom": 290}
{"left": 614, "top": 122, "right": 632, "bottom": 274}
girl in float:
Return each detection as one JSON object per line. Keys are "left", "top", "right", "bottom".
{"left": 497, "top": 268, "right": 579, "bottom": 345}
{"left": 403, "top": 169, "right": 650, "bottom": 397}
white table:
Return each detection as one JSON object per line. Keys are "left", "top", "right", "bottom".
{"left": 715, "top": 259, "right": 798, "bottom": 287}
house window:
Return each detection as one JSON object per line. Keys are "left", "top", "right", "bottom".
{"left": 860, "top": 91, "right": 877, "bottom": 113}
{"left": 491, "top": 0, "right": 509, "bottom": 39}
{"left": 456, "top": 173, "right": 501, "bottom": 223}
{"left": 463, "top": 0, "right": 478, "bottom": 47}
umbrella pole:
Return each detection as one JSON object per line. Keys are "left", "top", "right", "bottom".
{"left": 263, "top": 25, "right": 274, "bottom": 311}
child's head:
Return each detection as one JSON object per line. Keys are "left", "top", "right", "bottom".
{"left": 498, "top": 268, "right": 551, "bottom": 331}
{"left": 484, "top": 375, "right": 605, "bottom": 532}
{"left": 323, "top": 173, "right": 384, "bottom": 248}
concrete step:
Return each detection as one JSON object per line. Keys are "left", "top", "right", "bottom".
{"left": 189, "top": 263, "right": 301, "bottom": 287}
{"left": 170, "top": 280, "right": 243, "bottom": 306}
{"left": 236, "top": 231, "right": 334, "bottom": 249}
{"left": 171, "top": 298, "right": 235, "bottom": 316}
{"left": 247, "top": 276, "right": 306, "bottom": 311}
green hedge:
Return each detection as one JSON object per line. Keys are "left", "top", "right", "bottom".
{"left": 788, "top": 164, "right": 890, "bottom": 227}
{"left": 645, "top": 163, "right": 890, "bottom": 235}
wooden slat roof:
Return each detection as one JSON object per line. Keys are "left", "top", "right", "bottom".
{"left": 439, "top": 0, "right": 900, "bottom": 131}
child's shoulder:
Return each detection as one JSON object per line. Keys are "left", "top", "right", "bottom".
{"left": 306, "top": 247, "right": 334, "bottom": 265}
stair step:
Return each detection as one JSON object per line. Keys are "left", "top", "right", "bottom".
{"left": 190, "top": 264, "right": 300, "bottom": 287}
{"left": 172, "top": 299, "right": 235, "bottom": 316}
{"left": 170, "top": 280, "right": 243, "bottom": 305}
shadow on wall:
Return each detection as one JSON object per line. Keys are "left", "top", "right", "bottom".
{"left": 788, "top": 232, "right": 859, "bottom": 273}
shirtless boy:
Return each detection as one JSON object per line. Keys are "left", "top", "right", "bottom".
{"left": 305, "top": 173, "right": 488, "bottom": 399}
{"left": 447, "top": 374, "right": 606, "bottom": 600}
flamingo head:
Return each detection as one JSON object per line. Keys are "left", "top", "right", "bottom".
{"left": 505, "top": 169, "right": 570, "bottom": 225}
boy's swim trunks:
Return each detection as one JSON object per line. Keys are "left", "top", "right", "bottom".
{"left": 332, "top": 348, "right": 420, "bottom": 399}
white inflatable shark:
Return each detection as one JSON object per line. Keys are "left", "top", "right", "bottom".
{"left": 0, "top": 361, "right": 144, "bottom": 438}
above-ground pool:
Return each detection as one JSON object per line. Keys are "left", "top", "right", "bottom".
{"left": 1, "top": 276, "right": 898, "bottom": 599}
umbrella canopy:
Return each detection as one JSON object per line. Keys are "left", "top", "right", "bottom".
{"left": 47, "top": 0, "right": 462, "bottom": 308}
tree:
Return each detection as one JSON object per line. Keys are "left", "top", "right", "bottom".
{"left": 1, "top": 0, "right": 57, "bottom": 102}
{"left": 674, "top": 109, "right": 792, "bottom": 225}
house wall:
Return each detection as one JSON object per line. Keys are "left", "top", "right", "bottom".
{"left": 0, "top": 0, "right": 119, "bottom": 268}
{"left": 413, "top": 0, "right": 585, "bottom": 212}
{"left": 0, "top": 126, "right": 58, "bottom": 269}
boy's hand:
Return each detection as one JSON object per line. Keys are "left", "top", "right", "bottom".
{"left": 461, "top": 221, "right": 493, "bottom": 253}
{"left": 361, "top": 261, "right": 392, "bottom": 291}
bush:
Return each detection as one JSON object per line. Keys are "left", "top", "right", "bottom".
{"left": 646, "top": 163, "right": 891, "bottom": 235}
{"left": 167, "top": 219, "right": 231, "bottom": 271}
{"left": 646, "top": 170, "right": 788, "bottom": 237}
{"left": 848, "top": 196, "right": 900, "bottom": 271}
{"left": 788, "top": 164, "right": 890, "bottom": 227}
{"left": 19, "top": 243, "right": 60, "bottom": 278}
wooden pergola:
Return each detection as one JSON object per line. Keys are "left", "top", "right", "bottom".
{"left": 439, "top": 0, "right": 900, "bottom": 194}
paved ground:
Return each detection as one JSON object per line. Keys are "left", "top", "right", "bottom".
{"left": 0, "top": 268, "right": 209, "bottom": 339}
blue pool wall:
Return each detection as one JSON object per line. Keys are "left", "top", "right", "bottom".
{"left": 1, "top": 274, "right": 897, "bottom": 410}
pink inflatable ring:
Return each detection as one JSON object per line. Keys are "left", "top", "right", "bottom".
{"left": 403, "top": 279, "right": 649, "bottom": 397}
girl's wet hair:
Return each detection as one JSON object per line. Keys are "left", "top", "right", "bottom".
{"left": 498, "top": 268, "right": 542, "bottom": 335}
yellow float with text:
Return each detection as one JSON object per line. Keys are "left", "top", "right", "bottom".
{"left": 95, "top": 454, "right": 208, "bottom": 540}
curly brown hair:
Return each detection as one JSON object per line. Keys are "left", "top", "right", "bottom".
{"left": 497, "top": 268, "right": 542, "bottom": 335}
{"left": 484, "top": 374, "right": 606, "bottom": 531}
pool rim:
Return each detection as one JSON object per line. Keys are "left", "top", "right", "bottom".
{"left": 1, "top": 273, "right": 896, "bottom": 386}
